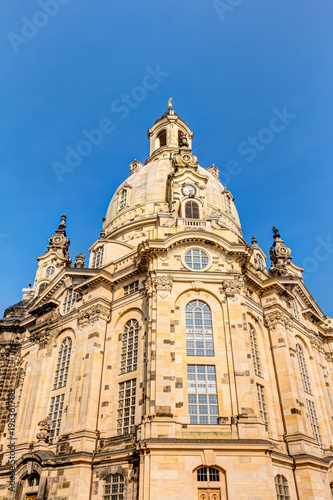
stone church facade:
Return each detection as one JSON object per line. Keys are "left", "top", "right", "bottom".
{"left": 0, "top": 104, "right": 333, "bottom": 499}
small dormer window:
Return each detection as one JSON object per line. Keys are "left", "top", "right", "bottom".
{"left": 46, "top": 265, "right": 55, "bottom": 277}
{"left": 92, "top": 246, "right": 104, "bottom": 268}
{"left": 185, "top": 200, "right": 200, "bottom": 219}
{"left": 157, "top": 129, "right": 166, "bottom": 148}
{"left": 119, "top": 189, "right": 127, "bottom": 209}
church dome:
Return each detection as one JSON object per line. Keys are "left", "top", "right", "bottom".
{"left": 103, "top": 103, "right": 242, "bottom": 238}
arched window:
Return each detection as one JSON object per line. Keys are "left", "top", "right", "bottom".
{"left": 186, "top": 301, "right": 214, "bottom": 356}
{"left": 26, "top": 473, "right": 40, "bottom": 487}
{"left": 53, "top": 338, "right": 72, "bottom": 390}
{"left": 249, "top": 325, "right": 262, "bottom": 377}
{"left": 62, "top": 289, "right": 77, "bottom": 314}
{"left": 185, "top": 200, "right": 200, "bottom": 219}
{"left": 157, "top": 129, "right": 166, "bottom": 148}
{"left": 197, "top": 467, "right": 220, "bottom": 482}
{"left": 38, "top": 282, "right": 48, "bottom": 295}
{"left": 121, "top": 319, "right": 139, "bottom": 374}
{"left": 104, "top": 473, "right": 124, "bottom": 500}
{"left": 46, "top": 265, "right": 55, "bottom": 277}
{"left": 178, "top": 129, "right": 183, "bottom": 146}
{"left": 296, "top": 344, "right": 312, "bottom": 394}
{"left": 274, "top": 474, "right": 290, "bottom": 500}
{"left": 119, "top": 189, "right": 127, "bottom": 210}
{"left": 92, "top": 246, "right": 104, "bottom": 268}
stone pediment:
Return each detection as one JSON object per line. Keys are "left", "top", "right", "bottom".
{"left": 29, "top": 268, "right": 97, "bottom": 311}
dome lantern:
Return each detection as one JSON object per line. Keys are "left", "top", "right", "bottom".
{"left": 147, "top": 99, "right": 194, "bottom": 161}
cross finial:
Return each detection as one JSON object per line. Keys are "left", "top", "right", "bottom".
{"left": 168, "top": 97, "right": 173, "bottom": 109}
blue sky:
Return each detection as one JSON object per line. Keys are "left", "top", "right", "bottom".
{"left": 1, "top": 0, "right": 333, "bottom": 315}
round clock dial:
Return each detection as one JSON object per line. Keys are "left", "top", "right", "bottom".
{"left": 182, "top": 184, "right": 196, "bottom": 196}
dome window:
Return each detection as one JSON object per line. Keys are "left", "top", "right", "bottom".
{"left": 156, "top": 129, "right": 167, "bottom": 148}
{"left": 46, "top": 265, "right": 55, "bottom": 277}
{"left": 185, "top": 200, "right": 200, "bottom": 219}
{"left": 119, "top": 189, "right": 127, "bottom": 210}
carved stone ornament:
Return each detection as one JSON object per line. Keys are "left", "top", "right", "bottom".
{"left": 310, "top": 335, "right": 325, "bottom": 354}
{"left": 153, "top": 276, "right": 173, "bottom": 300}
{"left": 30, "top": 328, "right": 51, "bottom": 349}
{"left": 222, "top": 279, "right": 242, "bottom": 296}
{"left": 74, "top": 253, "right": 86, "bottom": 268}
{"left": 153, "top": 276, "right": 173, "bottom": 291}
{"left": 264, "top": 311, "right": 293, "bottom": 331}
{"left": 36, "top": 416, "right": 51, "bottom": 443}
{"left": 173, "top": 151, "right": 198, "bottom": 169}
{"left": 77, "top": 305, "right": 110, "bottom": 328}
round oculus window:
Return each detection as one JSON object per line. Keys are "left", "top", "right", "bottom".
{"left": 46, "top": 265, "right": 55, "bottom": 277}
{"left": 184, "top": 249, "right": 209, "bottom": 270}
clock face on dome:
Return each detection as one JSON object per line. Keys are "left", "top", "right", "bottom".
{"left": 182, "top": 184, "right": 196, "bottom": 196}
{"left": 53, "top": 236, "right": 62, "bottom": 244}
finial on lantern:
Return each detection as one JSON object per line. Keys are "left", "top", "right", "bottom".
{"left": 168, "top": 97, "right": 173, "bottom": 109}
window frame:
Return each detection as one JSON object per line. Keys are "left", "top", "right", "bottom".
{"left": 185, "top": 200, "right": 200, "bottom": 219}
{"left": 53, "top": 337, "right": 72, "bottom": 390}
{"left": 183, "top": 248, "right": 210, "bottom": 271}
{"left": 274, "top": 474, "right": 290, "bottom": 500}
{"left": 117, "top": 378, "right": 136, "bottom": 436}
{"left": 187, "top": 365, "right": 218, "bottom": 425}
{"left": 92, "top": 246, "right": 104, "bottom": 268}
{"left": 249, "top": 325, "right": 262, "bottom": 377}
{"left": 296, "top": 343, "right": 312, "bottom": 395}
{"left": 185, "top": 300, "right": 214, "bottom": 357}
{"left": 120, "top": 319, "right": 139, "bottom": 374}
{"left": 62, "top": 288, "right": 77, "bottom": 315}
{"left": 103, "top": 473, "right": 124, "bottom": 500}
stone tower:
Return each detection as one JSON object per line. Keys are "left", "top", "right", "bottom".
{"left": 1, "top": 104, "right": 333, "bottom": 499}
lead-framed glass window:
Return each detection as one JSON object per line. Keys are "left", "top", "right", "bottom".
{"left": 53, "top": 337, "right": 72, "bottom": 390}
{"left": 117, "top": 379, "right": 136, "bottom": 435}
{"left": 186, "top": 301, "right": 214, "bottom": 356}
{"left": 184, "top": 249, "right": 209, "bottom": 270}
{"left": 274, "top": 474, "right": 290, "bottom": 500}
{"left": 49, "top": 393, "right": 65, "bottom": 444}
{"left": 92, "top": 246, "right": 104, "bottom": 268}
{"left": 121, "top": 319, "right": 139, "bottom": 374}
{"left": 249, "top": 325, "right": 262, "bottom": 377}
{"left": 103, "top": 473, "right": 124, "bottom": 500}
{"left": 296, "top": 344, "right": 312, "bottom": 395}
{"left": 256, "top": 383, "right": 268, "bottom": 430}
{"left": 306, "top": 399, "right": 322, "bottom": 446}
{"left": 187, "top": 365, "right": 218, "bottom": 424}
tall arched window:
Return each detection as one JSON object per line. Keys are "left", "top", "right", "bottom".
{"left": 296, "top": 344, "right": 312, "bottom": 394}
{"left": 186, "top": 301, "right": 214, "bottom": 356}
{"left": 157, "top": 129, "right": 166, "bottom": 147}
{"left": 62, "top": 289, "right": 77, "bottom": 314}
{"left": 121, "top": 319, "right": 139, "bottom": 374}
{"left": 53, "top": 338, "right": 72, "bottom": 390}
{"left": 274, "top": 474, "right": 290, "bottom": 500}
{"left": 92, "top": 246, "right": 104, "bottom": 268}
{"left": 185, "top": 200, "right": 200, "bottom": 219}
{"left": 249, "top": 325, "right": 262, "bottom": 377}
{"left": 119, "top": 189, "right": 127, "bottom": 209}
{"left": 104, "top": 473, "right": 124, "bottom": 500}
